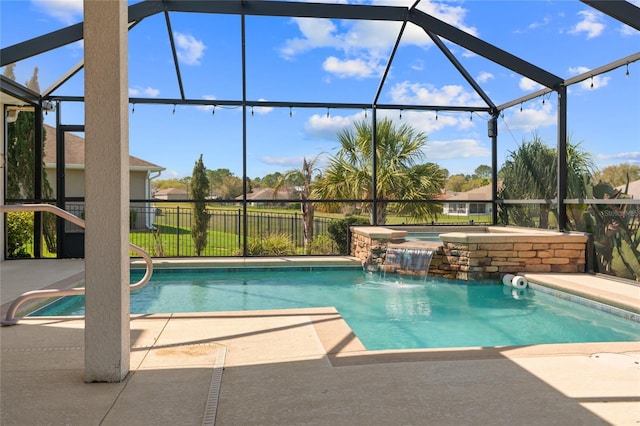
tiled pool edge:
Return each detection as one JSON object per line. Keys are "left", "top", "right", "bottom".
{"left": 132, "top": 265, "right": 362, "bottom": 275}
{"left": 527, "top": 282, "right": 640, "bottom": 322}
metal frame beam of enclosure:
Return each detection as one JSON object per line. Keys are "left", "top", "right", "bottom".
{"left": 407, "top": 9, "right": 563, "bottom": 90}
{"left": 498, "top": 52, "right": 640, "bottom": 111}
{"left": 52, "top": 96, "right": 494, "bottom": 114}
{"left": 425, "top": 31, "right": 496, "bottom": 111}
{"left": 164, "top": 12, "right": 186, "bottom": 101}
{"left": 580, "top": 0, "right": 640, "bottom": 32}
{"left": 0, "top": 75, "right": 41, "bottom": 105}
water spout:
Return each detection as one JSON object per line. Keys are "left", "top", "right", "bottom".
{"left": 382, "top": 247, "right": 434, "bottom": 279}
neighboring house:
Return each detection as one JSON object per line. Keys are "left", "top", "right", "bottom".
{"left": 236, "top": 187, "right": 297, "bottom": 206}
{"left": 615, "top": 179, "right": 640, "bottom": 199}
{"left": 154, "top": 187, "right": 189, "bottom": 200}
{"left": 443, "top": 183, "right": 494, "bottom": 216}
{"left": 43, "top": 124, "right": 165, "bottom": 229}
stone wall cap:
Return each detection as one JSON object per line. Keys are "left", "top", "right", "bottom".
{"left": 441, "top": 232, "right": 588, "bottom": 243}
{"left": 351, "top": 226, "right": 407, "bottom": 239}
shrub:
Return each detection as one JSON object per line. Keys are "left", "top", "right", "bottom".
{"left": 6, "top": 212, "right": 33, "bottom": 258}
{"left": 308, "top": 235, "right": 336, "bottom": 255}
{"left": 244, "top": 233, "right": 296, "bottom": 256}
{"left": 129, "top": 209, "right": 138, "bottom": 230}
{"left": 327, "top": 217, "right": 369, "bottom": 254}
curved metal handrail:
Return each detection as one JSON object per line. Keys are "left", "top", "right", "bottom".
{"left": 1, "top": 204, "right": 154, "bottom": 325}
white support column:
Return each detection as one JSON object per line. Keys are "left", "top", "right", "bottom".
{"left": 83, "top": 0, "right": 130, "bottom": 382}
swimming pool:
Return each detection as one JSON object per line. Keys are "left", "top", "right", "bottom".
{"left": 31, "top": 268, "right": 639, "bottom": 350}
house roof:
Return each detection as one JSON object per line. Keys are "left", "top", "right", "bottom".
{"left": 236, "top": 187, "right": 295, "bottom": 201}
{"left": 615, "top": 179, "right": 640, "bottom": 199}
{"left": 446, "top": 183, "right": 493, "bottom": 201}
{"left": 445, "top": 181, "right": 505, "bottom": 202}
{"left": 43, "top": 124, "right": 164, "bottom": 172}
{"left": 155, "top": 187, "right": 188, "bottom": 195}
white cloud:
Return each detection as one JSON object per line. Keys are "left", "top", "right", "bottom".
{"left": 323, "top": 56, "right": 378, "bottom": 78}
{"left": 260, "top": 156, "right": 306, "bottom": 168}
{"left": 280, "top": 18, "right": 339, "bottom": 59}
{"left": 253, "top": 99, "right": 274, "bottom": 115}
{"left": 528, "top": 15, "right": 552, "bottom": 30}
{"left": 415, "top": 1, "right": 477, "bottom": 35}
{"left": 32, "top": 0, "right": 82, "bottom": 25}
{"left": 281, "top": 1, "right": 477, "bottom": 58}
{"left": 569, "top": 10, "right": 605, "bottom": 39}
{"left": 390, "top": 81, "right": 485, "bottom": 107}
{"left": 423, "top": 139, "right": 490, "bottom": 160}
{"left": 304, "top": 113, "right": 358, "bottom": 140}
{"left": 173, "top": 32, "right": 206, "bottom": 65}
{"left": 303, "top": 108, "right": 471, "bottom": 142}
{"left": 411, "top": 59, "right": 425, "bottom": 71}
{"left": 519, "top": 77, "right": 544, "bottom": 92}
{"left": 503, "top": 102, "right": 556, "bottom": 131}
{"left": 476, "top": 72, "right": 494, "bottom": 83}
{"left": 376, "top": 109, "right": 460, "bottom": 134}
{"left": 595, "top": 152, "right": 640, "bottom": 163}
{"left": 160, "top": 169, "right": 181, "bottom": 179}
{"left": 567, "top": 66, "right": 610, "bottom": 90}
{"left": 195, "top": 95, "right": 217, "bottom": 112}
{"left": 129, "top": 86, "right": 160, "bottom": 97}
{"left": 279, "top": 1, "right": 476, "bottom": 80}
{"left": 620, "top": 25, "right": 639, "bottom": 36}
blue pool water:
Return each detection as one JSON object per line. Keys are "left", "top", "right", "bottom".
{"left": 404, "top": 232, "right": 441, "bottom": 242}
{"left": 32, "top": 268, "right": 639, "bottom": 350}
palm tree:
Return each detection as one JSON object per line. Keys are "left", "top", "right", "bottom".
{"left": 498, "top": 135, "right": 596, "bottom": 228}
{"left": 314, "top": 118, "right": 445, "bottom": 225}
{"left": 273, "top": 155, "right": 322, "bottom": 254}
{"left": 498, "top": 137, "right": 556, "bottom": 228}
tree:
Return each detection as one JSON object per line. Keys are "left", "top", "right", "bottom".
{"left": 4, "top": 66, "right": 57, "bottom": 253}
{"left": 153, "top": 178, "right": 187, "bottom": 192}
{"left": 473, "top": 164, "right": 492, "bottom": 179}
{"left": 257, "top": 172, "right": 284, "bottom": 189}
{"left": 207, "top": 168, "right": 234, "bottom": 197}
{"left": 190, "top": 154, "right": 210, "bottom": 256}
{"left": 273, "top": 156, "right": 322, "bottom": 254}
{"left": 314, "top": 118, "right": 445, "bottom": 224}
{"left": 446, "top": 174, "right": 467, "bottom": 192}
{"left": 594, "top": 164, "right": 640, "bottom": 187}
{"left": 219, "top": 175, "right": 243, "bottom": 199}
{"left": 498, "top": 135, "right": 596, "bottom": 229}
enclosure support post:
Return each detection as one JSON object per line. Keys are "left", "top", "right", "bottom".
{"left": 84, "top": 0, "right": 130, "bottom": 383}
{"left": 371, "top": 107, "right": 378, "bottom": 225}
{"left": 55, "top": 103, "right": 65, "bottom": 258}
{"left": 241, "top": 12, "right": 248, "bottom": 256}
{"left": 489, "top": 111, "right": 499, "bottom": 226}
{"left": 33, "top": 105, "right": 43, "bottom": 258}
{"left": 556, "top": 85, "right": 568, "bottom": 231}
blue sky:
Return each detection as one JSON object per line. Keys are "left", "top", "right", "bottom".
{"left": 2, "top": 0, "right": 639, "bottom": 180}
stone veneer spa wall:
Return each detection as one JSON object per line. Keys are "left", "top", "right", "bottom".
{"left": 351, "top": 226, "right": 589, "bottom": 280}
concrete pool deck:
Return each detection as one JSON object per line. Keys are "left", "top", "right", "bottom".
{"left": 1, "top": 258, "right": 639, "bottom": 425}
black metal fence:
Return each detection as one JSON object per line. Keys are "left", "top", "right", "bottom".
{"left": 5, "top": 199, "right": 495, "bottom": 259}
{"left": 130, "top": 204, "right": 339, "bottom": 257}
